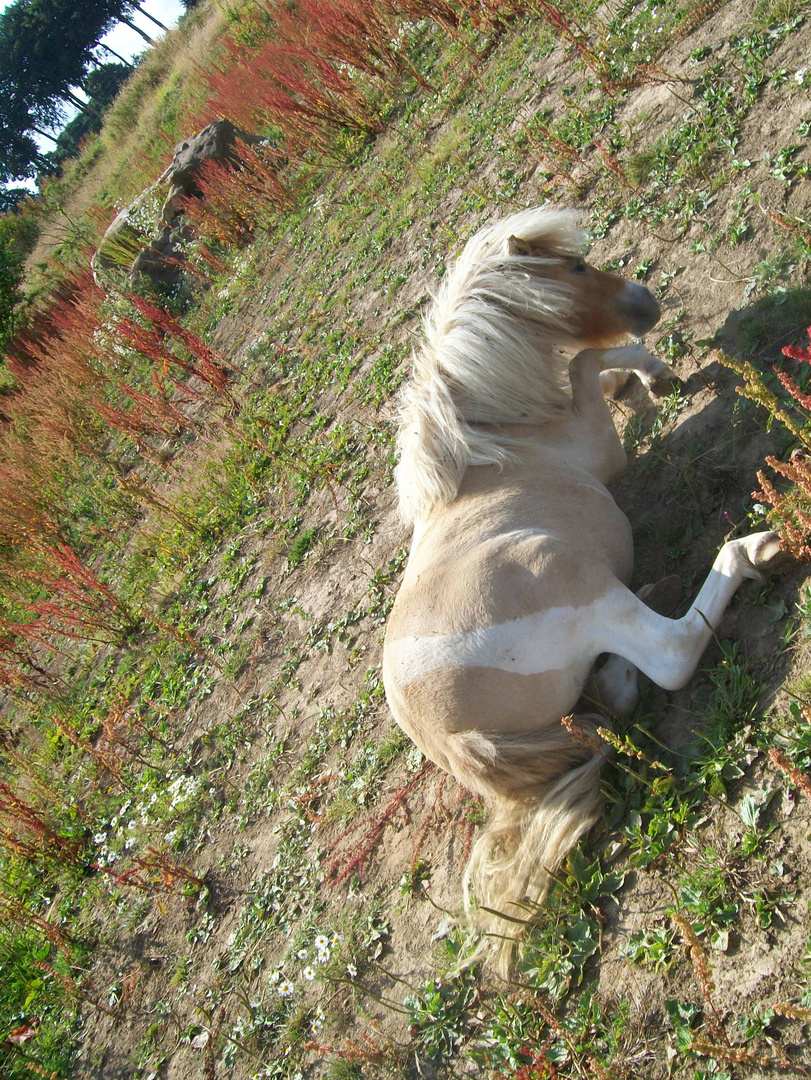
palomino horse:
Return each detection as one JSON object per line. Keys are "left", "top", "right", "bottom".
{"left": 382, "top": 206, "right": 782, "bottom": 967}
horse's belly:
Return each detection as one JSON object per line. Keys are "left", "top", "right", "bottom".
{"left": 391, "top": 664, "right": 589, "bottom": 741}
{"left": 383, "top": 607, "right": 595, "bottom": 739}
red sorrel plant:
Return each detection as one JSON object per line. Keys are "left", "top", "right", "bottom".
{"left": 136, "top": 847, "right": 205, "bottom": 892}
{"left": 719, "top": 331, "right": 811, "bottom": 560}
{"left": 194, "top": 8, "right": 386, "bottom": 155}
{"left": 326, "top": 761, "right": 432, "bottom": 886}
{"left": 0, "top": 780, "right": 84, "bottom": 865}
{"left": 0, "top": 891, "right": 75, "bottom": 953}
{"left": 120, "top": 293, "right": 234, "bottom": 398}
{"left": 88, "top": 850, "right": 201, "bottom": 896}
{"left": 279, "top": 0, "right": 434, "bottom": 90}
{"left": 180, "top": 140, "right": 293, "bottom": 247}
{"left": 0, "top": 540, "right": 137, "bottom": 691}
{"left": 33, "top": 542, "right": 138, "bottom": 641}
{"left": 717, "top": 334, "right": 811, "bottom": 557}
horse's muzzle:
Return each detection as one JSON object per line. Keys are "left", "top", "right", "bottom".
{"left": 618, "top": 281, "right": 661, "bottom": 335}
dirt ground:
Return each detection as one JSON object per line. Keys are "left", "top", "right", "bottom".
{"left": 69, "top": 3, "right": 811, "bottom": 1077}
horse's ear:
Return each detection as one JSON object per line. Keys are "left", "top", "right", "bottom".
{"left": 506, "top": 235, "right": 533, "bottom": 257}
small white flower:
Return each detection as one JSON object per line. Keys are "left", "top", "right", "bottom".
{"left": 277, "top": 980, "right": 294, "bottom": 998}
{"left": 297, "top": 948, "right": 309, "bottom": 960}
{"left": 796, "top": 68, "right": 807, "bottom": 84}
{"left": 346, "top": 963, "right": 357, "bottom": 978}
{"left": 314, "top": 934, "right": 329, "bottom": 950}
{"left": 303, "top": 967, "right": 316, "bottom": 981}
{"left": 317, "top": 948, "right": 330, "bottom": 964}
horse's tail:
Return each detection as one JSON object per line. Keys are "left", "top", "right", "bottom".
{"left": 444, "top": 719, "right": 606, "bottom": 975}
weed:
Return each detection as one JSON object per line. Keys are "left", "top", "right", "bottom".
{"left": 287, "top": 526, "right": 321, "bottom": 571}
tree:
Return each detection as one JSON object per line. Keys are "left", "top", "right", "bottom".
{"left": 84, "top": 62, "right": 131, "bottom": 109}
{"left": 0, "top": 190, "right": 31, "bottom": 215}
{"left": 52, "top": 64, "right": 131, "bottom": 168}
{"left": 0, "top": 216, "right": 32, "bottom": 351}
{"left": 96, "top": 41, "right": 135, "bottom": 68}
{"left": 0, "top": 1, "right": 172, "bottom": 180}
{"left": 125, "top": 2, "right": 168, "bottom": 32}
{"left": 0, "top": 98, "right": 54, "bottom": 184}
{"left": 0, "top": 1, "right": 114, "bottom": 128}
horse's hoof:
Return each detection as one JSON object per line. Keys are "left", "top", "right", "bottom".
{"left": 644, "top": 366, "right": 681, "bottom": 395}
{"left": 746, "top": 530, "right": 791, "bottom": 571}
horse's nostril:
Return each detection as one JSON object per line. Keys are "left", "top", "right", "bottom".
{"left": 620, "top": 282, "right": 661, "bottom": 335}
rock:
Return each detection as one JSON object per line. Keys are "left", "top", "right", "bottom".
{"left": 160, "top": 183, "right": 187, "bottom": 227}
{"left": 166, "top": 118, "right": 261, "bottom": 197}
{"left": 92, "top": 118, "right": 261, "bottom": 293}
{"left": 91, "top": 202, "right": 145, "bottom": 278}
{"left": 130, "top": 226, "right": 183, "bottom": 290}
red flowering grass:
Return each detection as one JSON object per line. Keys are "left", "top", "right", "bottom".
{"left": 327, "top": 761, "right": 432, "bottom": 887}
{"left": 0, "top": 780, "right": 84, "bottom": 864}
{"left": 186, "top": 0, "right": 467, "bottom": 153}
{"left": 720, "top": 328, "right": 811, "bottom": 560}
{"left": 180, "top": 141, "right": 293, "bottom": 246}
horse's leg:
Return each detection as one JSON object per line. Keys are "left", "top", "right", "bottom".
{"left": 589, "top": 575, "right": 682, "bottom": 715}
{"left": 573, "top": 344, "right": 674, "bottom": 400}
{"left": 568, "top": 344, "right": 670, "bottom": 479}
{"left": 594, "top": 532, "right": 784, "bottom": 691}
{"left": 598, "top": 348, "right": 677, "bottom": 398}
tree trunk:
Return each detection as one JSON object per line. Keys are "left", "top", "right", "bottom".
{"left": 128, "top": 3, "right": 169, "bottom": 31}
{"left": 29, "top": 125, "right": 59, "bottom": 145}
{"left": 118, "top": 14, "right": 155, "bottom": 45}
{"left": 63, "top": 89, "right": 104, "bottom": 125}
{"left": 98, "top": 43, "right": 135, "bottom": 68}
{"left": 64, "top": 88, "right": 89, "bottom": 111}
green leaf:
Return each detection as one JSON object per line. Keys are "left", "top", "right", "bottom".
{"left": 739, "top": 792, "right": 760, "bottom": 830}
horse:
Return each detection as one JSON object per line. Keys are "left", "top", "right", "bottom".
{"left": 381, "top": 205, "right": 784, "bottom": 969}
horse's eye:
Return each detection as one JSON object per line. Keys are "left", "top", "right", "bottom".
{"left": 571, "top": 257, "right": 587, "bottom": 274}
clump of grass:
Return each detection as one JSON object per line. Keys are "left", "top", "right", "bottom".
{"left": 287, "top": 525, "right": 321, "bottom": 570}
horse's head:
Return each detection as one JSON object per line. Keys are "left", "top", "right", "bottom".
{"left": 507, "top": 235, "right": 661, "bottom": 345}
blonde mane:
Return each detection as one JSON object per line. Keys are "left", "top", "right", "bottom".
{"left": 395, "top": 206, "right": 585, "bottom": 524}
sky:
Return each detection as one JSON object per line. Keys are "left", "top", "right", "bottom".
{"left": 96, "top": 1, "right": 186, "bottom": 65}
